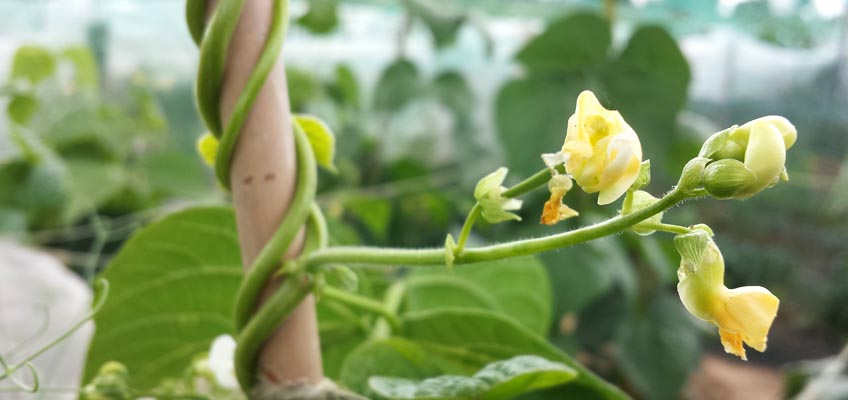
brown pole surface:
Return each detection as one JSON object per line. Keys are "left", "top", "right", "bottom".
{"left": 206, "top": 0, "right": 324, "bottom": 385}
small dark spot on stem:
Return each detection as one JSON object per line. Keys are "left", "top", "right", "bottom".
{"left": 264, "top": 173, "right": 275, "bottom": 182}
{"left": 243, "top": 175, "right": 254, "bottom": 185}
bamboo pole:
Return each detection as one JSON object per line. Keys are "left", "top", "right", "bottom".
{"left": 206, "top": 0, "right": 324, "bottom": 386}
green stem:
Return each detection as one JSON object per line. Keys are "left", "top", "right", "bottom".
{"left": 303, "top": 188, "right": 690, "bottom": 269}
{"left": 502, "top": 166, "right": 559, "bottom": 198}
{"left": 322, "top": 287, "right": 400, "bottom": 330}
{"left": 455, "top": 204, "right": 480, "bottom": 253}
{"left": 638, "top": 222, "right": 691, "bottom": 235}
{"left": 371, "top": 282, "right": 406, "bottom": 340}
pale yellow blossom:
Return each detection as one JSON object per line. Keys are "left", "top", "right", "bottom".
{"left": 558, "top": 90, "right": 643, "bottom": 205}
{"left": 675, "top": 227, "right": 779, "bottom": 360}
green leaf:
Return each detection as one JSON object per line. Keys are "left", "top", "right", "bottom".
{"left": 433, "top": 71, "right": 474, "bottom": 118}
{"left": 400, "top": 309, "right": 625, "bottom": 399}
{"left": 345, "top": 196, "right": 392, "bottom": 241}
{"left": 84, "top": 207, "right": 243, "bottom": 389}
{"left": 11, "top": 46, "right": 55, "bottom": 84}
{"left": 406, "top": 0, "right": 466, "bottom": 48}
{"left": 329, "top": 64, "right": 361, "bottom": 108}
{"left": 62, "top": 46, "right": 99, "bottom": 88}
{"left": 374, "top": 59, "right": 420, "bottom": 112}
{"left": 7, "top": 94, "right": 38, "bottom": 125}
{"left": 369, "top": 355, "right": 576, "bottom": 400}
{"left": 339, "top": 338, "right": 448, "bottom": 395}
{"left": 286, "top": 67, "right": 321, "bottom": 112}
{"left": 494, "top": 76, "right": 582, "bottom": 176}
{"left": 295, "top": 114, "right": 338, "bottom": 173}
{"left": 297, "top": 0, "right": 339, "bottom": 34}
{"left": 407, "top": 256, "right": 552, "bottom": 336}
{"left": 64, "top": 158, "right": 126, "bottom": 223}
{"left": 615, "top": 294, "right": 701, "bottom": 400}
{"left": 515, "top": 13, "right": 610, "bottom": 74}
{"left": 544, "top": 236, "right": 636, "bottom": 319}
{"left": 369, "top": 375, "right": 487, "bottom": 400}
{"left": 604, "top": 25, "right": 690, "bottom": 172}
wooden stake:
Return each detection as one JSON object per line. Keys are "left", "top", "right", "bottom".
{"left": 207, "top": 0, "right": 324, "bottom": 386}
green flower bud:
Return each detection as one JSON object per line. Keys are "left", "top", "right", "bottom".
{"left": 677, "top": 157, "right": 710, "bottom": 194}
{"left": 697, "top": 116, "right": 797, "bottom": 200}
{"left": 702, "top": 159, "right": 758, "bottom": 199}
{"left": 474, "top": 167, "right": 522, "bottom": 223}
{"left": 621, "top": 190, "right": 662, "bottom": 235}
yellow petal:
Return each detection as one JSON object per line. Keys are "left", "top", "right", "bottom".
{"left": 719, "top": 328, "right": 748, "bottom": 360}
{"left": 716, "top": 286, "right": 779, "bottom": 353}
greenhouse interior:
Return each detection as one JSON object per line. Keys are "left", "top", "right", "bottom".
{"left": 1, "top": 0, "right": 847, "bottom": 399}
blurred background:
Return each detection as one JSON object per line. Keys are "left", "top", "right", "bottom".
{"left": 0, "top": 0, "right": 847, "bottom": 399}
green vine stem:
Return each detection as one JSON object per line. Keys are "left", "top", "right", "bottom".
{"left": 188, "top": 0, "right": 326, "bottom": 391}
{"left": 301, "top": 187, "right": 692, "bottom": 270}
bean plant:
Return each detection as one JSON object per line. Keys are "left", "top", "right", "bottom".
{"left": 0, "top": 1, "right": 800, "bottom": 399}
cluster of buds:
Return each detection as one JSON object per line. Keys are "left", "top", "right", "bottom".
{"left": 680, "top": 116, "right": 797, "bottom": 199}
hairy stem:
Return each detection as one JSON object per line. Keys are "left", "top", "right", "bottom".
{"left": 303, "top": 188, "right": 690, "bottom": 269}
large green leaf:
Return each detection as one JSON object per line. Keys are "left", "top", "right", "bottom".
{"left": 339, "top": 338, "right": 449, "bottom": 395}
{"left": 515, "top": 13, "right": 611, "bottom": 74}
{"left": 494, "top": 76, "right": 582, "bottom": 176}
{"left": 544, "top": 237, "right": 635, "bottom": 318}
{"left": 369, "top": 355, "right": 576, "bottom": 400}
{"left": 615, "top": 294, "right": 701, "bottom": 400}
{"left": 604, "top": 25, "right": 690, "bottom": 173}
{"left": 400, "top": 309, "right": 626, "bottom": 399}
{"left": 407, "top": 256, "right": 552, "bottom": 336}
{"left": 84, "top": 207, "right": 243, "bottom": 389}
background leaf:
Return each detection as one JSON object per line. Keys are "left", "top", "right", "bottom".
{"left": 84, "top": 207, "right": 242, "bottom": 389}
{"left": 369, "top": 355, "right": 576, "bottom": 400}
{"left": 406, "top": 256, "right": 552, "bottom": 335}
{"left": 515, "top": 13, "right": 611, "bottom": 73}
{"left": 615, "top": 294, "right": 702, "bottom": 400}
{"left": 11, "top": 45, "right": 55, "bottom": 84}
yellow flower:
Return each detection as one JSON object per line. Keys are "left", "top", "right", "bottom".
{"left": 675, "top": 227, "right": 779, "bottom": 360}
{"left": 560, "top": 90, "right": 643, "bottom": 205}
{"left": 540, "top": 175, "right": 578, "bottom": 225}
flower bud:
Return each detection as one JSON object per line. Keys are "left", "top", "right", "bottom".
{"left": 697, "top": 116, "right": 796, "bottom": 199}
{"left": 702, "top": 159, "right": 758, "bottom": 199}
{"left": 677, "top": 157, "right": 709, "bottom": 194}
{"left": 474, "top": 167, "right": 522, "bottom": 223}
{"left": 674, "top": 227, "right": 779, "bottom": 360}
{"left": 621, "top": 190, "right": 662, "bottom": 235}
